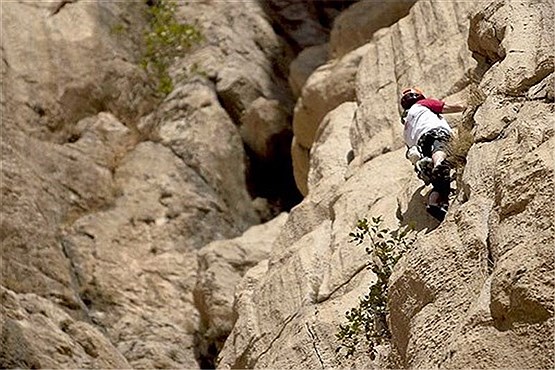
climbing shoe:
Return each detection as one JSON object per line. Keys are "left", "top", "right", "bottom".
{"left": 431, "top": 162, "right": 450, "bottom": 181}
{"left": 426, "top": 204, "right": 448, "bottom": 221}
{"left": 431, "top": 162, "right": 451, "bottom": 193}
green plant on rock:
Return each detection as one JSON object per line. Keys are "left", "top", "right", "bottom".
{"left": 336, "top": 216, "right": 415, "bottom": 360}
{"left": 141, "top": 0, "right": 202, "bottom": 95}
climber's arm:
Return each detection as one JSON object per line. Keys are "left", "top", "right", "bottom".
{"left": 442, "top": 102, "right": 466, "bottom": 113}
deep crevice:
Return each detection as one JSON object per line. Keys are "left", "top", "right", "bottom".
{"left": 50, "top": 0, "right": 77, "bottom": 16}
{"left": 244, "top": 138, "right": 303, "bottom": 219}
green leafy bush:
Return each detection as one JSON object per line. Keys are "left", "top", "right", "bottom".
{"left": 336, "top": 216, "right": 415, "bottom": 360}
{"left": 141, "top": 0, "right": 202, "bottom": 95}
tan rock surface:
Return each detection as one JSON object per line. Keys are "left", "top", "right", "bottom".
{"left": 240, "top": 98, "right": 291, "bottom": 161}
{"left": 2, "top": 1, "right": 154, "bottom": 141}
{"left": 329, "top": 0, "right": 417, "bottom": 58}
{"left": 194, "top": 213, "right": 288, "bottom": 356}
{"left": 218, "top": 1, "right": 553, "bottom": 369}
{"left": 389, "top": 1, "right": 554, "bottom": 368}
{"left": 291, "top": 45, "right": 369, "bottom": 194}
{"left": 1, "top": 0, "right": 289, "bottom": 368}
{"left": 288, "top": 44, "right": 329, "bottom": 98}
{"left": 1, "top": 287, "right": 129, "bottom": 369}
{"left": 307, "top": 102, "right": 356, "bottom": 194}
{"left": 173, "top": 0, "right": 301, "bottom": 208}
{"left": 218, "top": 149, "right": 421, "bottom": 369}
{"left": 2, "top": 0, "right": 553, "bottom": 369}
{"left": 353, "top": 0, "right": 477, "bottom": 164}
{"left": 292, "top": 44, "right": 368, "bottom": 151}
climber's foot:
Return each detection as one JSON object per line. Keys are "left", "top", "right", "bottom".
{"left": 426, "top": 203, "right": 448, "bottom": 221}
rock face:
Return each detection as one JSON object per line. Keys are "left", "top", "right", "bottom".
{"left": 2, "top": 0, "right": 553, "bottom": 369}
{"left": 329, "top": 0, "right": 418, "bottom": 58}
{"left": 218, "top": 0, "right": 554, "bottom": 369}
{"left": 194, "top": 213, "right": 288, "bottom": 363}
{"left": 173, "top": 0, "right": 302, "bottom": 212}
{"left": 389, "top": 2, "right": 554, "bottom": 368}
{"left": 1, "top": 0, "right": 297, "bottom": 368}
{"left": 1, "top": 287, "right": 129, "bottom": 369}
{"left": 291, "top": 44, "right": 370, "bottom": 195}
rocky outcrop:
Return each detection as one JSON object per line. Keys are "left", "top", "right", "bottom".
{"left": 1, "top": 1, "right": 154, "bottom": 141}
{"left": 288, "top": 44, "right": 329, "bottom": 99}
{"left": 291, "top": 44, "right": 369, "bottom": 195}
{"left": 291, "top": 0, "right": 476, "bottom": 195}
{"left": 173, "top": 0, "right": 301, "bottom": 211}
{"left": 260, "top": 0, "right": 356, "bottom": 52}
{"left": 389, "top": 2, "right": 554, "bottom": 368}
{"left": 1, "top": 0, "right": 296, "bottom": 368}
{"left": 194, "top": 213, "right": 288, "bottom": 363}
{"left": 352, "top": 0, "right": 477, "bottom": 165}
{"left": 2, "top": 0, "right": 553, "bottom": 369}
{"left": 329, "top": 0, "right": 417, "bottom": 58}
{"left": 217, "top": 0, "right": 553, "bottom": 368}
{"left": 1, "top": 287, "right": 129, "bottom": 369}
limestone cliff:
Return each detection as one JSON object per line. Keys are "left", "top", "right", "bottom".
{"left": 218, "top": 0, "right": 554, "bottom": 369}
{"left": 1, "top": 0, "right": 553, "bottom": 369}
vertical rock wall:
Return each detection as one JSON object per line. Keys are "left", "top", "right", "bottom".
{"left": 217, "top": 0, "right": 553, "bottom": 369}
{"left": 1, "top": 0, "right": 296, "bottom": 368}
{"left": 2, "top": 0, "right": 552, "bottom": 369}
{"left": 389, "top": 1, "right": 554, "bottom": 368}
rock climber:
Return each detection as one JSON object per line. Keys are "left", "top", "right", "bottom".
{"left": 400, "top": 87, "right": 466, "bottom": 221}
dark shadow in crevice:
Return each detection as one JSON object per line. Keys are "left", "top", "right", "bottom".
{"left": 244, "top": 131, "right": 303, "bottom": 221}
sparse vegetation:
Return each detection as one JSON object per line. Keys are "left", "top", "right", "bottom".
{"left": 110, "top": 23, "right": 127, "bottom": 36}
{"left": 336, "top": 216, "right": 415, "bottom": 360}
{"left": 140, "top": 0, "right": 202, "bottom": 95}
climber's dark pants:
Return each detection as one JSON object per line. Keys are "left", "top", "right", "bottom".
{"left": 417, "top": 129, "right": 452, "bottom": 194}
{"left": 417, "top": 128, "right": 451, "bottom": 158}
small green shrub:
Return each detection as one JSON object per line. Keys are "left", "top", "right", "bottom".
{"left": 141, "top": 0, "right": 202, "bottom": 95}
{"left": 110, "top": 23, "right": 127, "bottom": 36}
{"left": 336, "top": 216, "right": 415, "bottom": 360}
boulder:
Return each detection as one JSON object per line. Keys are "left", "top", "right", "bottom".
{"left": 1, "top": 287, "right": 129, "bottom": 369}
{"left": 260, "top": 1, "right": 334, "bottom": 50}
{"left": 307, "top": 102, "right": 356, "bottom": 193}
{"left": 288, "top": 44, "right": 329, "bottom": 98}
{"left": 291, "top": 136, "right": 311, "bottom": 196}
{"left": 240, "top": 98, "right": 291, "bottom": 161}
{"left": 194, "top": 213, "right": 288, "bottom": 358}
{"left": 329, "top": 0, "right": 417, "bottom": 58}
{"left": 292, "top": 44, "right": 369, "bottom": 150}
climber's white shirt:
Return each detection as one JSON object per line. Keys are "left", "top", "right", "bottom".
{"left": 403, "top": 100, "right": 452, "bottom": 147}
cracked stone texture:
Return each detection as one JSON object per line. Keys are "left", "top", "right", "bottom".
{"left": 2, "top": 0, "right": 553, "bottom": 369}
{"left": 194, "top": 213, "right": 288, "bottom": 357}
{"left": 1, "top": 1, "right": 155, "bottom": 142}
{"left": 1, "top": 0, "right": 299, "bottom": 368}
{"left": 351, "top": 0, "right": 478, "bottom": 165}
{"left": 171, "top": 0, "right": 302, "bottom": 211}
{"left": 329, "top": 0, "right": 418, "bottom": 58}
{"left": 0, "top": 287, "right": 129, "bottom": 369}
{"left": 217, "top": 0, "right": 553, "bottom": 369}
{"left": 291, "top": 44, "right": 369, "bottom": 195}
{"left": 391, "top": 1, "right": 554, "bottom": 368}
